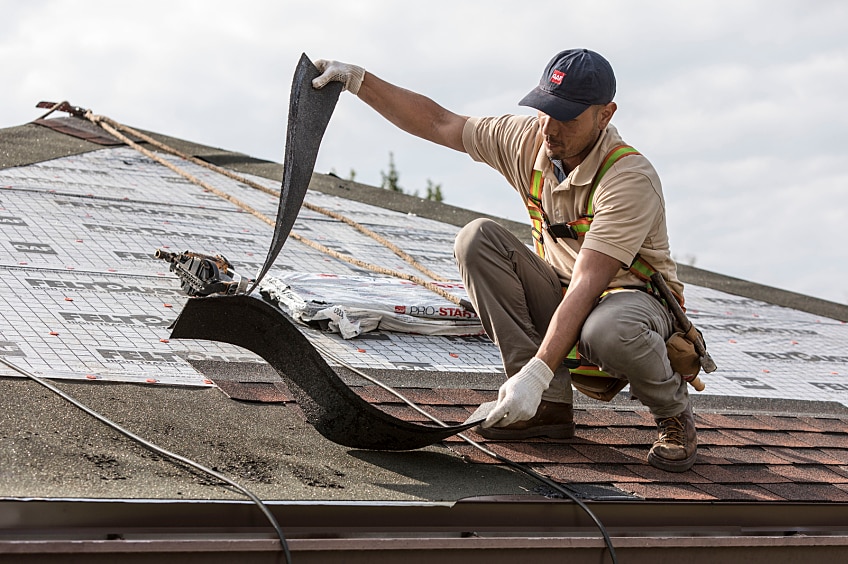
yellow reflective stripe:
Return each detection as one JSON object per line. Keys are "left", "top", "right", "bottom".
{"left": 529, "top": 169, "right": 544, "bottom": 199}
{"left": 629, "top": 256, "right": 656, "bottom": 282}
{"left": 586, "top": 145, "right": 640, "bottom": 217}
{"left": 567, "top": 217, "right": 591, "bottom": 234}
{"left": 569, "top": 367, "right": 609, "bottom": 377}
{"left": 527, "top": 170, "right": 546, "bottom": 259}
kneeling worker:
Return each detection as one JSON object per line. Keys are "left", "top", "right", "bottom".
{"left": 312, "top": 48, "right": 697, "bottom": 472}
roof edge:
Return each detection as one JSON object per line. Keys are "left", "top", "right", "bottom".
{"left": 678, "top": 264, "right": 847, "bottom": 322}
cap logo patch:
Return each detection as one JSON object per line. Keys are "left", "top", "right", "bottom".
{"left": 550, "top": 70, "right": 565, "bottom": 85}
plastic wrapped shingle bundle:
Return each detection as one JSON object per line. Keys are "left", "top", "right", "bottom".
{"left": 259, "top": 273, "right": 484, "bottom": 338}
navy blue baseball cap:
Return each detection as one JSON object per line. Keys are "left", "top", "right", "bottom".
{"left": 519, "top": 49, "right": 616, "bottom": 122}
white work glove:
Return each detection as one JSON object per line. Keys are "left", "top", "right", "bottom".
{"left": 312, "top": 59, "right": 366, "bottom": 95}
{"left": 483, "top": 358, "right": 554, "bottom": 428}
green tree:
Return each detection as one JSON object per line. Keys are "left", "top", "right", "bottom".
{"left": 380, "top": 152, "right": 402, "bottom": 192}
{"left": 380, "top": 152, "right": 446, "bottom": 202}
{"left": 425, "top": 179, "right": 443, "bottom": 202}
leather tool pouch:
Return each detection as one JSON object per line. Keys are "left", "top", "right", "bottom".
{"left": 666, "top": 324, "right": 704, "bottom": 377}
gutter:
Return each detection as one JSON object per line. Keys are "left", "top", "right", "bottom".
{"left": 3, "top": 497, "right": 848, "bottom": 563}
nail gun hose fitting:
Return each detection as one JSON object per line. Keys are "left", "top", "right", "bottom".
{"left": 154, "top": 248, "right": 176, "bottom": 261}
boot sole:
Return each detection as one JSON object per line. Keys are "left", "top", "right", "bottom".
{"left": 477, "top": 422, "right": 575, "bottom": 441}
{"left": 647, "top": 450, "right": 697, "bottom": 473}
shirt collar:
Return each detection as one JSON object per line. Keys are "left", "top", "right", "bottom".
{"left": 532, "top": 124, "right": 620, "bottom": 189}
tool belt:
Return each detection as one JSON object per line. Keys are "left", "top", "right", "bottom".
{"left": 562, "top": 282, "right": 707, "bottom": 402}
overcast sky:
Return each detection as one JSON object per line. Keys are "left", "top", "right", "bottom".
{"left": 3, "top": 0, "right": 846, "bottom": 305}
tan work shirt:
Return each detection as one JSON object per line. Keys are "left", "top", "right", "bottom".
{"left": 462, "top": 115, "right": 683, "bottom": 297}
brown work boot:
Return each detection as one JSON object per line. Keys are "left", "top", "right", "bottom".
{"left": 647, "top": 403, "right": 697, "bottom": 472}
{"left": 477, "top": 400, "right": 575, "bottom": 440}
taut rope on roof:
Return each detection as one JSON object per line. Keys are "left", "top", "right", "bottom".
{"left": 78, "top": 109, "right": 465, "bottom": 307}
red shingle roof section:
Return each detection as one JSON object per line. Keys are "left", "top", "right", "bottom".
{"left": 349, "top": 385, "right": 848, "bottom": 502}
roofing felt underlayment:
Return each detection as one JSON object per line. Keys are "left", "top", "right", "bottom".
{"left": 2, "top": 107, "right": 848, "bottom": 526}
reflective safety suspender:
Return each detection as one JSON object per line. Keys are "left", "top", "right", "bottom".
{"left": 523, "top": 145, "right": 678, "bottom": 387}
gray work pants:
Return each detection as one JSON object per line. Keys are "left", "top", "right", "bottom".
{"left": 454, "top": 218, "right": 688, "bottom": 418}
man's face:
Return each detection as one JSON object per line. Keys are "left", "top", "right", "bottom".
{"left": 538, "top": 103, "right": 616, "bottom": 168}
